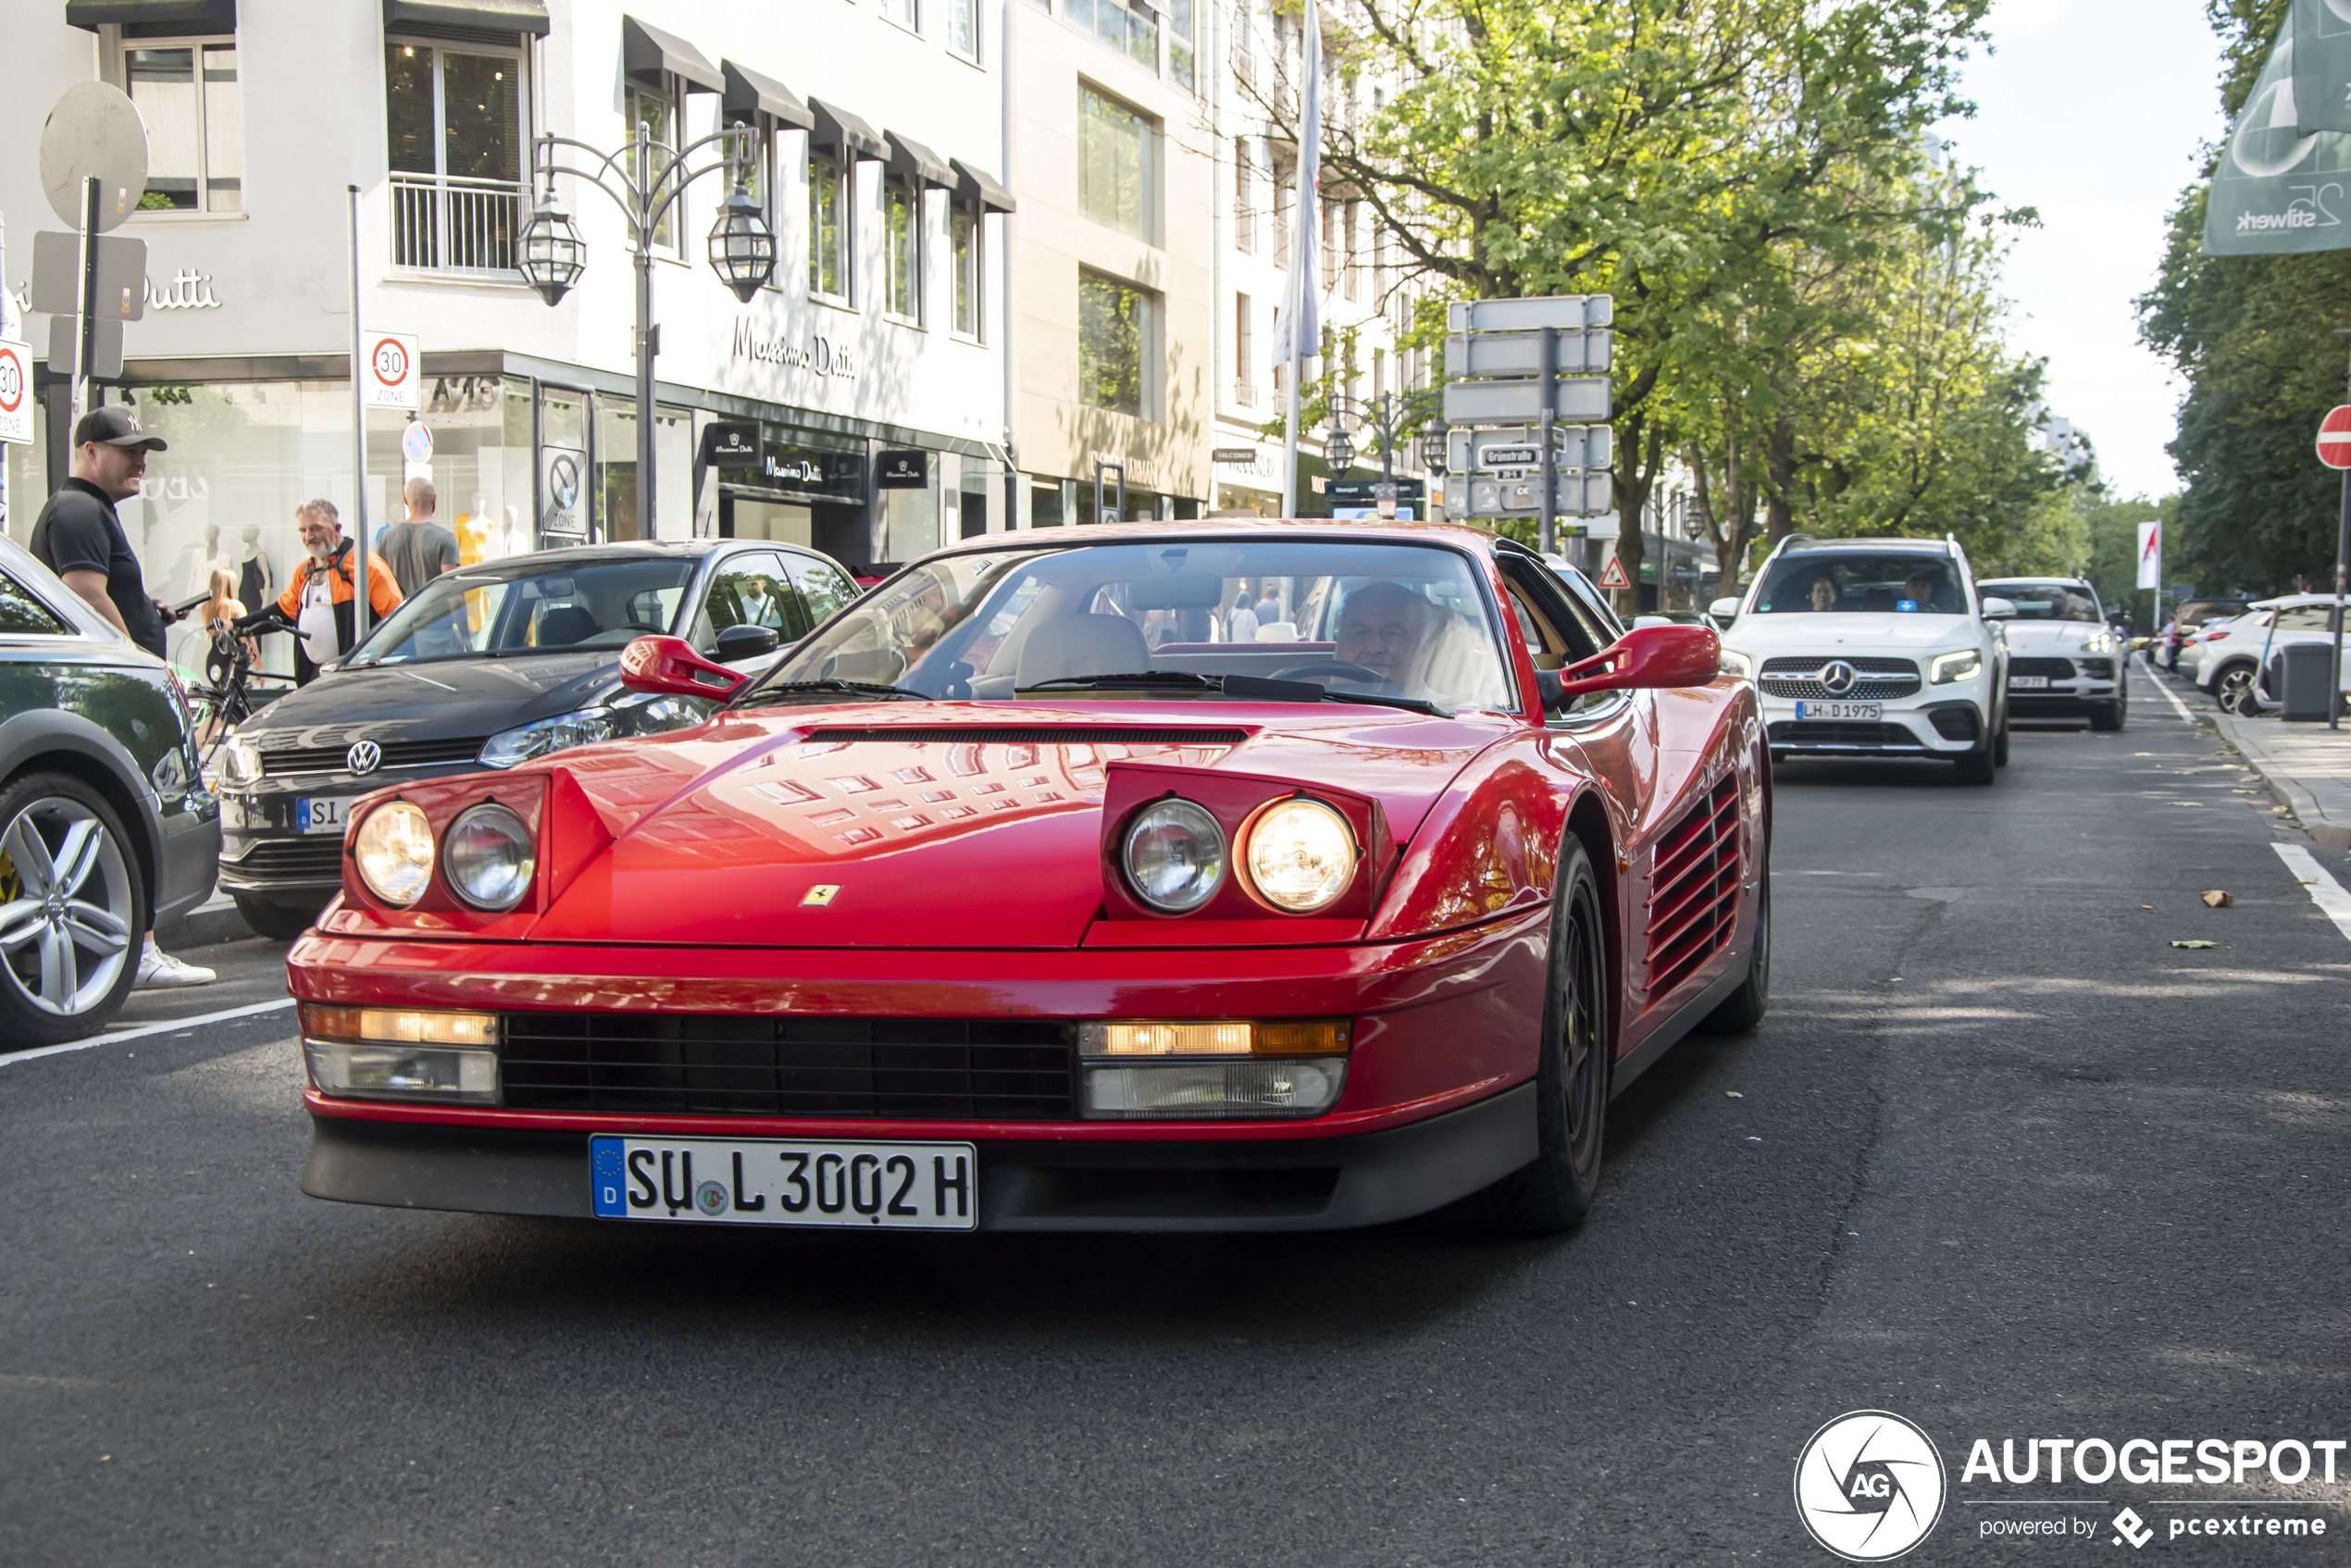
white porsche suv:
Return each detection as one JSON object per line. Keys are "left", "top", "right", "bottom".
{"left": 1711, "top": 536, "right": 2013, "bottom": 784}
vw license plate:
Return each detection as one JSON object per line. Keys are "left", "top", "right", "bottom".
{"left": 296, "top": 796, "right": 354, "bottom": 834}
{"left": 591, "top": 1135, "right": 976, "bottom": 1230}
{"left": 1794, "top": 701, "right": 1881, "bottom": 722}
{"left": 2009, "top": 676, "right": 2051, "bottom": 690}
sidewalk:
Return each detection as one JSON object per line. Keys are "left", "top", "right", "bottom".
{"left": 2159, "top": 661, "right": 2351, "bottom": 850}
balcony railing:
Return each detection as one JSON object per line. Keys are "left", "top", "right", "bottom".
{"left": 391, "top": 173, "right": 525, "bottom": 276}
{"left": 1233, "top": 378, "right": 1258, "bottom": 407}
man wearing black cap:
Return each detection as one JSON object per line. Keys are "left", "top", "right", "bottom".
{"left": 29, "top": 405, "right": 216, "bottom": 989}
{"left": 31, "top": 406, "right": 174, "bottom": 658}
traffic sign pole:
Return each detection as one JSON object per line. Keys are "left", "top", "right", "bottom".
{"left": 349, "top": 184, "right": 372, "bottom": 646}
{"left": 73, "top": 177, "right": 100, "bottom": 424}
{"left": 1537, "top": 326, "right": 1557, "bottom": 556}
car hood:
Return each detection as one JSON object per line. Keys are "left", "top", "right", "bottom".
{"left": 240, "top": 653, "right": 623, "bottom": 748}
{"left": 1724, "top": 611, "right": 1978, "bottom": 653}
{"left": 521, "top": 701, "right": 1513, "bottom": 947}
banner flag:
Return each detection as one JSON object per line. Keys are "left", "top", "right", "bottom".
{"left": 2203, "top": 19, "right": 2351, "bottom": 255}
{"left": 2294, "top": 0, "right": 2351, "bottom": 132}
{"left": 2136, "top": 520, "right": 2163, "bottom": 591}
{"left": 1269, "top": 0, "right": 1321, "bottom": 367}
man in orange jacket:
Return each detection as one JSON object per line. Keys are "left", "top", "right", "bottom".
{"left": 242, "top": 498, "right": 404, "bottom": 685}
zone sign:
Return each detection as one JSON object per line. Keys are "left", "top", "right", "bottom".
{"left": 364, "top": 331, "right": 421, "bottom": 411}
{"left": 0, "top": 339, "right": 31, "bottom": 445}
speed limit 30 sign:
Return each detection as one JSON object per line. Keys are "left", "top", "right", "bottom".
{"left": 0, "top": 339, "right": 32, "bottom": 445}
{"left": 363, "top": 331, "right": 420, "bottom": 412}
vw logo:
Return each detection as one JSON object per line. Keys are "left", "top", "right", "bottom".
{"left": 345, "top": 740, "right": 382, "bottom": 776}
{"left": 1818, "top": 660, "right": 1860, "bottom": 696}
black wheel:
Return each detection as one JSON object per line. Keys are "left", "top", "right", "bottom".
{"left": 0, "top": 772, "right": 147, "bottom": 1049}
{"left": 1953, "top": 728, "right": 1996, "bottom": 785}
{"left": 2214, "top": 664, "right": 2260, "bottom": 717}
{"left": 1993, "top": 708, "right": 2011, "bottom": 764}
{"left": 2089, "top": 699, "right": 2126, "bottom": 730}
{"left": 1462, "top": 839, "right": 1609, "bottom": 1235}
{"left": 1702, "top": 857, "right": 1771, "bottom": 1034}
{"left": 231, "top": 893, "right": 319, "bottom": 941}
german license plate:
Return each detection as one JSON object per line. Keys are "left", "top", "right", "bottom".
{"left": 296, "top": 796, "right": 354, "bottom": 834}
{"left": 590, "top": 1135, "right": 976, "bottom": 1230}
{"left": 2009, "top": 676, "right": 2051, "bottom": 690}
{"left": 1794, "top": 701, "right": 1881, "bottom": 721}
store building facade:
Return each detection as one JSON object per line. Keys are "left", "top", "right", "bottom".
{"left": 2, "top": 0, "right": 1014, "bottom": 676}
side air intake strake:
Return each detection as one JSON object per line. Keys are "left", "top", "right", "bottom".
{"left": 1643, "top": 774, "right": 1742, "bottom": 1000}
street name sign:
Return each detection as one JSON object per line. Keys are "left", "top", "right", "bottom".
{"left": 0, "top": 341, "right": 32, "bottom": 445}
{"left": 1447, "top": 296, "right": 1612, "bottom": 333}
{"left": 1443, "top": 376, "right": 1611, "bottom": 425}
{"left": 364, "top": 332, "right": 421, "bottom": 411}
{"left": 1448, "top": 425, "right": 1611, "bottom": 474}
{"left": 2319, "top": 404, "right": 2351, "bottom": 468}
{"left": 1445, "top": 329, "right": 1612, "bottom": 377}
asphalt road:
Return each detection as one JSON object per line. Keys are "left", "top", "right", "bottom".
{"left": 6, "top": 670, "right": 2348, "bottom": 1566}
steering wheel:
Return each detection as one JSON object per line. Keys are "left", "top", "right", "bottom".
{"left": 1272, "top": 657, "right": 1391, "bottom": 687}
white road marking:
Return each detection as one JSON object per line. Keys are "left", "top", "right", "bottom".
{"left": 2136, "top": 654, "right": 2198, "bottom": 725}
{"left": 0, "top": 998, "right": 294, "bottom": 1068}
{"left": 2272, "top": 842, "right": 2351, "bottom": 944}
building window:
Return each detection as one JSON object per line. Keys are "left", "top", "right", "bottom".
{"left": 1233, "top": 138, "right": 1254, "bottom": 254}
{"left": 809, "top": 152, "right": 852, "bottom": 302}
{"left": 623, "top": 81, "right": 680, "bottom": 250}
{"left": 1079, "top": 269, "right": 1150, "bottom": 417}
{"left": 1271, "top": 145, "right": 1294, "bottom": 268}
{"left": 949, "top": 0, "right": 979, "bottom": 57}
{"left": 952, "top": 204, "right": 981, "bottom": 337}
{"left": 126, "top": 39, "right": 243, "bottom": 213}
{"left": 1066, "top": 0, "right": 1159, "bottom": 72}
{"left": 1344, "top": 200, "right": 1361, "bottom": 300}
{"left": 885, "top": 180, "right": 921, "bottom": 322}
{"left": 386, "top": 41, "right": 524, "bottom": 271}
{"left": 1168, "top": 0, "right": 1195, "bottom": 89}
{"left": 1078, "top": 87, "right": 1151, "bottom": 240}
{"left": 882, "top": 0, "right": 920, "bottom": 30}
{"left": 1320, "top": 198, "right": 1338, "bottom": 292}
{"left": 1234, "top": 292, "right": 1255, "bottom": 406}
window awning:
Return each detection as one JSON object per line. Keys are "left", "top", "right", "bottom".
{"left": 380, "top": 0, "right": 548, "bottom": 36}
{"left": 621, "top": 14, "right": 721, "bottom": 93}
{"left": 808, "top": 97, "right": 887, "bottom": 163}
{"left": 885, "top": 131, "right": 952, "bottom": 191}
{"left": 950, "top": 156, "right": 1017, "bottom": 215}
{"left": 66, "top": 0, "right": 235, "bottom": 29}
{"left": 721, "top": 59, "right": 814, "bottom": 132}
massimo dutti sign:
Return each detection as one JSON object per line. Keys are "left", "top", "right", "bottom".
{"left": 730, "top": 319, "right": 858, "bottom": 379}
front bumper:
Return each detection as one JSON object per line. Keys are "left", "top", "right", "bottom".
{"left": 2006, "top": 657, "right": 2121, "bottom": 716}
{"left": 301, "top": 1083, "right": 1538, "bottom": 1231}
{"left": 1760, "top": 694, "right": 1987, "bottom": 757}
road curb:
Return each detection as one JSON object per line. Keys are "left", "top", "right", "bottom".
{"left": 2206, "top": 706, "right": 2351, "bottom": 851}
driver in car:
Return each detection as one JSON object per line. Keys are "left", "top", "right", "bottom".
{"left": 1903, "top": 567, "right": 1954, "bottom": 613}
{"left": 1335, "top": 580, "right": 1437, "bottom": 692}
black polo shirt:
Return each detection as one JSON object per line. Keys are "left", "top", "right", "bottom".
{"left": 31, "top": 478, "right": 165, "bottom": 657}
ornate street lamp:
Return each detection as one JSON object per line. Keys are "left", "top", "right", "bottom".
{"left": 1419, "top": 420, "right": 1449, "bottom": 475}
{"left": 1324, "top": 423, "right": 1355, "bottom": 472}
{"left": 527, "top": 122, "right": 776, "bottom": 539}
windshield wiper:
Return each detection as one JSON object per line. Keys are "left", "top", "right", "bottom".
{"left": 756, "top": 678, "right": 931, "bottom": 703}
{"left": 1019, "top": 671, "right": 1452, "bottom": 717}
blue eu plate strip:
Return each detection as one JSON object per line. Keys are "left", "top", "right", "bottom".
{"left": 590, "top": 1137, "right": 628, "bottom": 1217}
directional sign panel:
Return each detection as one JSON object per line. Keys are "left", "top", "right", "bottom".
{"left": 48, "top": 314, "right": 121, "bottom": 379}
{"left": 1444, "top": 329, "right": 1612, "bottom": 378}
{"left": 1447, "top": 295, "right": 1613, "bottom": 333}
{"left": 1443, "top": 376, "right": 1612, "bottom": 425}
{"left": 1447, "top": 425, "right": 1612, "bottom": 474}
{"left": 1443, "top": 471, "right": 1614, "bottom": 518}
{"left": 31, "top": 230, "right": 145, "bottom": 320}
{"left": 0, "top": 340, "right": 32, "bottom": 445}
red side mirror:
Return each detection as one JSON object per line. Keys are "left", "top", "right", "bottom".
{"left": 619, "top": 635, "right": 748, "bottom": 701}
{"left": 1541, "top": 624, "right": 1721, "bottom": 708}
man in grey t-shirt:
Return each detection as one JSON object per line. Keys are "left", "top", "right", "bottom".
{"left": 379, "top": 478, "right": 460, "bottom": 601}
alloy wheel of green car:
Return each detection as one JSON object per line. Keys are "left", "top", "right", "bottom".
{"left": 0, "top": 784, "right": 140, "bottom": 1021}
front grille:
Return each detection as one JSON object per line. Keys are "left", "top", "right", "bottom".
{"left": 230, "top": 838, "right": 345, "bottom": 878}
{"left": 1758, "top": 655, "right": 1921, "bottom": 700}
{"left": 1768, "top": 721, "right": 1926, "bottom": 750}
{"left": 2009, "top": 657, "right": 2076, "bottom": 680}
{"left": 1645, "top": 775, "right": 1741, "bottom": 999}
{"left": 499, "top": 1014, "right": 1077, "bottom": 1120}
{"left": 260, "top": 737, "right": 488, "bottom": 776}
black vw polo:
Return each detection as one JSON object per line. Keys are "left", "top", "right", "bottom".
{"left": 215, "top": 539, "right": 855, "bottom": 937}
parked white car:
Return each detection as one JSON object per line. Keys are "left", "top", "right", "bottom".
{"left": 2188, "top": 594, "right": 2347, "bottom": 714}
{"left": 1973, "top": 577, "right": 2128, "bottom": 731}
{"left": 1712, "top": 535, "right": 2012, "bottom": 783}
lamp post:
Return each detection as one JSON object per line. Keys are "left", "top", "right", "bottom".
{"left": 518, "top": 120, "right": 776, "bottom": 541}
{"left": 1320, "top": 387, "right": 1446, "bottom": 484}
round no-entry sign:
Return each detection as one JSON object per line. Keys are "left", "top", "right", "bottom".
{"left": 2319, "top": 404, "right": 2351, "bottom": 469}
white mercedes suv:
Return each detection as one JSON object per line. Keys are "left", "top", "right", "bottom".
{"left": 1712, "top": 536, "right": 2013, "bottom": 784}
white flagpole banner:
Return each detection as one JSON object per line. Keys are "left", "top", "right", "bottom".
{"left": 1275, "top": 0, "right": 1321, "bottom": 516}
{"left": 2136, "top": 520, "right": 2163, "bottom": 591}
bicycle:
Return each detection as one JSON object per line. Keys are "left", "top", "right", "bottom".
{"left": 181, "top": 615, "right": 295, "bottom": 777}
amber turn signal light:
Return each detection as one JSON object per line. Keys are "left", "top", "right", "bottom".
{"left": 1077, "top": 1018, "right": 1351, "bottom": 1057}
{"left": 299, "top": 1004, "right": 497, "bottom": 1047}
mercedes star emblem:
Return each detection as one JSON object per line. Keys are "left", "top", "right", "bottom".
{"left": 346, "top": 740, "right": 382, "bottom": 776}
{"left": 1818, "top": 660, "right": 1860, "bottom": 696}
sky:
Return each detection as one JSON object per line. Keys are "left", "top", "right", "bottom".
{"left": 1934, "top": 0, "right": 2229, "bottom": 500}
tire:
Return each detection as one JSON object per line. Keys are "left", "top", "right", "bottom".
{"left": 2214, "top": 663, "right": 2260, "bottom": 717}
{"left": 1462, "top": 840, "right": 1610, "bottom": 1235}
{"left": 231, "top": 893, "right": 320, "bottom": 941}
{"left": 1993, "top": 708, "right": 2011, "bottom": 765}
{"left": 0, "top": 772, "right": 148, "bottom": 1049}
{"left": 2089, "top": 699, "right": 2126, "bottom": 731}
{"left": 1953, "top": 727, "right": 1996, "bottom": 785}
{"left": 1701, "top": 856, "right": 1771, "bottom": 1034}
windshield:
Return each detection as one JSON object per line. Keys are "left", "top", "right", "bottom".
{"left": 1976, "top": 580, "right": 2099, "bottom": 621}
{"left": 746, "top": 538, "right": 1519, "bottom": 712}
{"left": 348, "top": 556, "right": 699, "bottom": 666}
{"left": 1752, "top": 552, "right": 1966, "bottom": 615}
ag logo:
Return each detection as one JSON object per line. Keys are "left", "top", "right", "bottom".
{"left": 1794, "top": 1411, "right": 1946, "bottom": 1562}
{"left": 1818, "top": 660, "right": 1860, "bottom": 696}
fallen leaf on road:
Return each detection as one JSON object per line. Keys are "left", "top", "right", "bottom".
{"left": 1725, "top": 1090, "right": 1743, "bottom": 1098}
{"left": 2170, "top": 801, "right": 2202, "bottom": 807}
{"left": 2141, "top": 904, "right": 2154, "bottom": 910}
{"left": 2170, "top": 940, "right": 2220, "bottom": 950}
{"left": 2201, "top": 890, "right": 2234, "bottom": 907}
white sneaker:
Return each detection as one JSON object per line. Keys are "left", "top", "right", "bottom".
{"left": 135, "top": 940, "right": 217, "bottom": 989}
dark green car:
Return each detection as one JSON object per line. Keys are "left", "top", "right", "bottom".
{"left": 0, "top": 534, "right": 220, "bottom": 1046}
